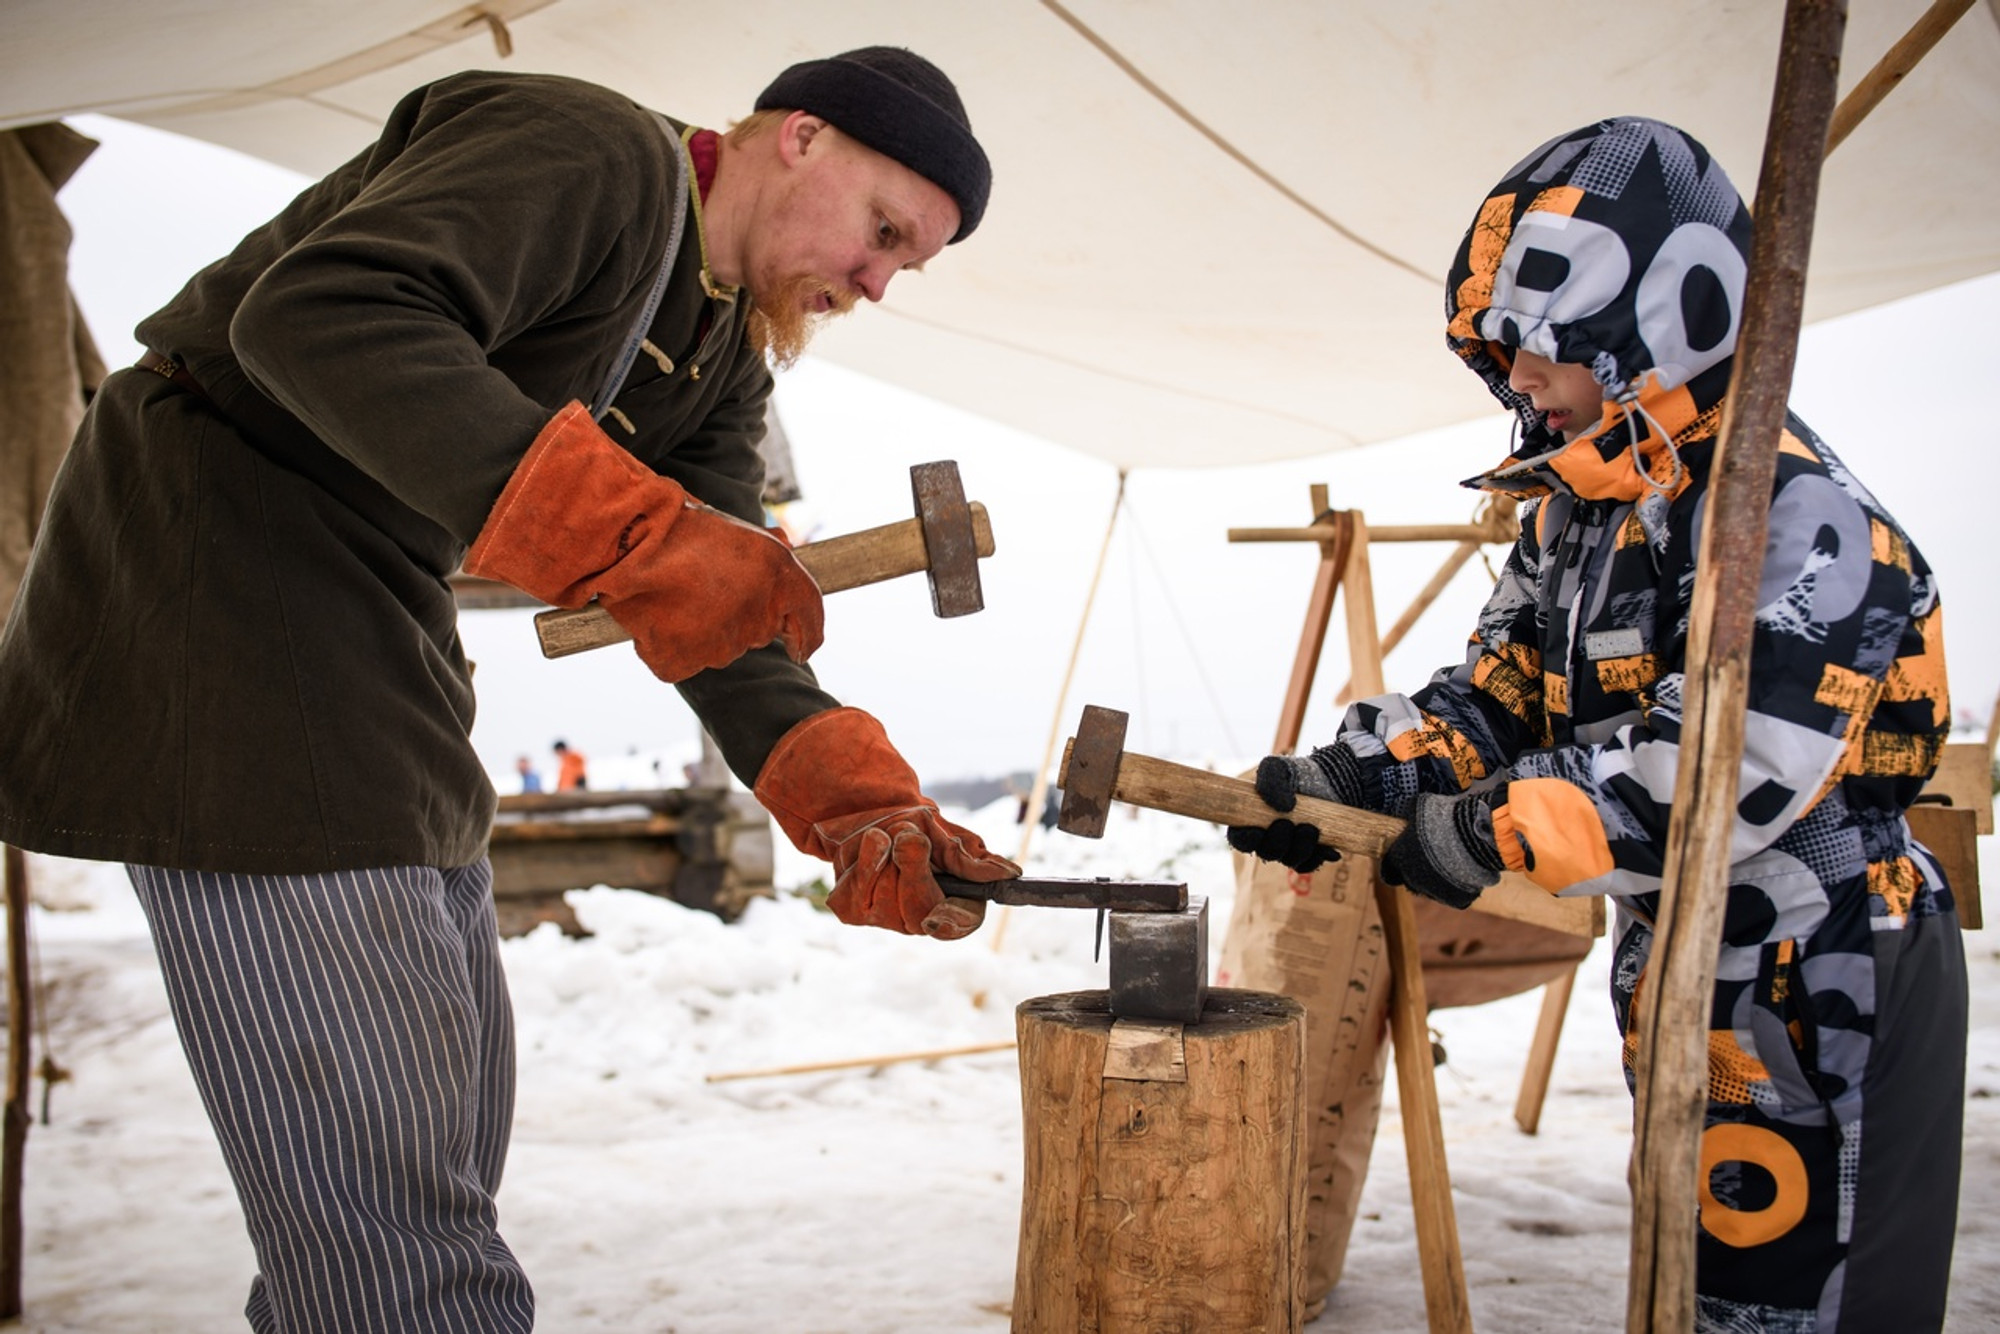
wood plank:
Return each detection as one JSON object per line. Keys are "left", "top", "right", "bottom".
{"left": 1907, "top": 805, "right": 1981, "bottom": 930}
{"left": 1375, "top": 881, "right": 1473, "bottom": 1333}
{"left": 497, "top": 788, "right": 689, "bottom": 815}
{"left": 1921, "top": 742, "right": 1993, "bottom": 835}
{"left": 1474, "top": 873, "right": 1600, "bottom": 939}
{"left": 487, "top": 837, "right": 680, "bottom": 899}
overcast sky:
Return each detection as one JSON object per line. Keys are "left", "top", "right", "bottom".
{"left": 51, "top": 113, "right": 1998, "bottom": 792}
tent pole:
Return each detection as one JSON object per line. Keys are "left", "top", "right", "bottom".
{"left": 988, "top": 469, "right": 1128, "bottom": 953}
{"left": 1, "top": 846, "right": 29, "bottom": 1318}
{"left": 1826, "top": 0, "right": 1975, "bottom": 154}
{"left": 1985, "top": 680, "right": 2000, "bottom": 763}
{"left": 1625, "top": 2, "right": 1846, "bottom": 1329}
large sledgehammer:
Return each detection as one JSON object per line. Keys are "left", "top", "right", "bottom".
{"left": 534, "top": 459, "right": 994, "bottom": 659}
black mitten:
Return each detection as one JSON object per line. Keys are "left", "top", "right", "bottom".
{"left": 1225, "top": 744, "right": 1368, "bottom": 872}
{"left": 1226, "top": 818, "right": 1337, "bottom": 873}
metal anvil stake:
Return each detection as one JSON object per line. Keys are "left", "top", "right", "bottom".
{"left": 936, "top": 874, "right": 1211, "bottom": 1025}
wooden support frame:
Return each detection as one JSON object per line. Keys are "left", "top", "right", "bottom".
{"left": 1231, "top": 479, "right": 1614, "bottom": 1326}
{"left": 1338, "top": 512, "right": 1474, "bottom": 1334}
{"left": 1512, "top": 968, "right": 1577, "bottom": 1136}
{"left": 1235, "top": 493, "right": 1511, "bottom": 1331}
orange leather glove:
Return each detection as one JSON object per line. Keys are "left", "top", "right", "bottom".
{"left": 465, "top": 401, "right": 823, "bottom": 684}
{"left": 754, "top": 707, "right": 1021, "bottom": 939}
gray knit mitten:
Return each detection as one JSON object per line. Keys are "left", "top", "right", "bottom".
{"left": 1381, "top": 791, "right": 1506, "bottom": 910}
{"left": 1250, "top": 743, "right": 1367, "bottom": 813}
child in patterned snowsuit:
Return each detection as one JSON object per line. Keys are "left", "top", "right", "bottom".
{"left": 1231, "top": 117, "right": 1967, "bottom": 1331}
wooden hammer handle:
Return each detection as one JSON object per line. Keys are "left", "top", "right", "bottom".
{"left": 1060, "top": 741, "right": 1406, "bottom": 858}
{"left": 534, "top": 502, "right": 993, "bottom": 659}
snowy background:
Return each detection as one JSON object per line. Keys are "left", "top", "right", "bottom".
{"left": 7, "top": 799, "right": 1997, "bottom": 1332}
{"left": 0, "top": 113, "right": 1993, "bottom": 1331}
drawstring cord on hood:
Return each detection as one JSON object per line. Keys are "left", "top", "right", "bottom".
{"left": 1614, "top": 383, "right": 1685, "bottom": 560}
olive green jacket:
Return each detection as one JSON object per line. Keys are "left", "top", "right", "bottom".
{"left": 0, "top": 71, "right": 836, "bottom": 872}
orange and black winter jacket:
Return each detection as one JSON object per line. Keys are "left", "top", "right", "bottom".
{"left": 1328, "top": 119, "right": 1953, "bottom": 1122}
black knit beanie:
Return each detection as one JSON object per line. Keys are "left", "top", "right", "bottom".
{"left": 755, "top": 45, "right": 991, "bottom": 242}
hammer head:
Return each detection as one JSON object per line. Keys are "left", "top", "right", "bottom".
{"left": 1056, "top": 704, "right": 1128, "bottom": 839}
{"left": 910, "top": 461, "right": 983, "bottom": 618}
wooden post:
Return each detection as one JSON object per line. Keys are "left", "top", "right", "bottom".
{"left": 1375, "top": 882, "right": 1472, "bottom": 1333}
{"left": 1985, "top": 680, "right": 1999, "bottom": 763}
{"left": 1344, "top": 524, "right": 1473, "bottom": 1334}
{"left": 1, "top": 845, "right": 29, "bottom": 1319}
{"left": 1513, "top": 967, "right": 1578, "bottom": 1136}
{"left": 1272, "top": 485, "right": 1347, "bottom": 753}
{"left": 1625, "top": 3, "right": 1846, "bottom": 1330}
{"left": 1013, "top": 990, "right": 1307, "bottom": 1332}
{"left": 1334, "top": 540, "right": 1480, "bottom": 708}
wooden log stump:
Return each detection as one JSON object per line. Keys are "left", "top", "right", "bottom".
{"left": 1012, "top": 989, "right": 1307, "bottom": 1333}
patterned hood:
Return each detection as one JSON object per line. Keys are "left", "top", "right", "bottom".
{"left": 1445, "top": 118, "right": 1754, "bottom": 504}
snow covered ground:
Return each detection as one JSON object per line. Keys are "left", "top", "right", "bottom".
{"left": 4, "top": 792, "right": 1995, "bottom": 1332}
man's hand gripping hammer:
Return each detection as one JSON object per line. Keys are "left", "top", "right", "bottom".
{"left": 534, "top": 459, "right": 994, "bottom": 658}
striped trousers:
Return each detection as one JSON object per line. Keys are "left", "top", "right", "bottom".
{"left": 128, "top": 861, "right": 534, "bottom": 1332}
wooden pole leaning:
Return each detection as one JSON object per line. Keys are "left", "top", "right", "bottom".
{"left": 1824, "top": 0, "right": 1976, "bottom": 155}
{"left": 1625, "top": 3, "right": 1847, "bottom": 1329}
{"left": 990, "top": 470, "right": 1127, "bottom": 954}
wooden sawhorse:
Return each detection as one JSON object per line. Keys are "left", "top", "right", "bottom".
{"left": 1218, "top": 485, "right": 1602, "bottom": 1332}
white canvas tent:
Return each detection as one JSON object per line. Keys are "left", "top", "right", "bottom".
{"left": 4, "top": 0, "right": 1997, "bottom": 471}
{"left": 1, "top": 4, "right": 1998, "bottom": 1328}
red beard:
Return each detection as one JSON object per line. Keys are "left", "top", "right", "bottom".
{"left": 746, "top": 275, "right": 859, "bottom": 369}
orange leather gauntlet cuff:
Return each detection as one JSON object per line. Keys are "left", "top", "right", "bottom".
{"left": 753, "top": 707, "right": 934, "bottom": 858}
{"left": 464, "top": 400, "right": 689, "bottom": 607}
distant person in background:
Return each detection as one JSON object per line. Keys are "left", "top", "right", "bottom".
{"left": 513, "top": 755, "right": 542, "bottom": 794}
{"left": 0, "top": 46, "right": 1017, "bottom": 1333}
{"left": 1230, "top": 118, "right": 1964, "bottom": 1330}
{"left": 552, "top": 740, "right": 588, "bottom": 792}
